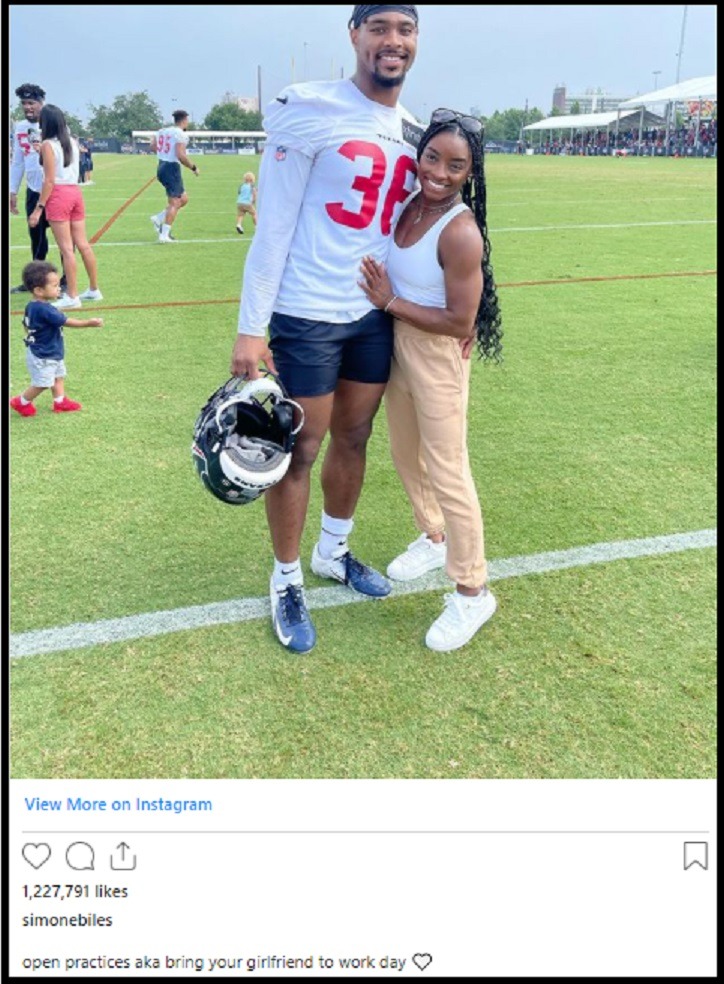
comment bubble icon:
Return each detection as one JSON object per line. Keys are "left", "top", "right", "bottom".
{"left": 66, "top": 841, "right": 95, "bottom": 871}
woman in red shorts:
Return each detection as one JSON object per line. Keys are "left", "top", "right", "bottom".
{"left": 28, "top": 104, "right": 102, "bottom": 310}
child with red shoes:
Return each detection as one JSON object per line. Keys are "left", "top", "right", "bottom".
{"left": 10, "top": 260, "right": 102, "bottom": 417}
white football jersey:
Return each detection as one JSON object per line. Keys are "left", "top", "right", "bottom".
{"left": 238, "top": 79, "right": 421, "bottom": 333}
{"left": 155, "top": 125, "right": 188, "bottom": 162}
{"left": 10, "top": 120, "right": 44, "bottom": 194}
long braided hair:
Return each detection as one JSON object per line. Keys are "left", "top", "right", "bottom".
{"left": 417, "top": 120, "right": 503, "bottom": 363}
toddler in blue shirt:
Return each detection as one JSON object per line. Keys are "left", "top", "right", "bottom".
{"left": 10, "top": 260, "right": 103, "bottom": 417}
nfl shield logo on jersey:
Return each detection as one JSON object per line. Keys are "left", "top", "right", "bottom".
{"left": 275, "top": 146, "right": 287, "bottom": 161}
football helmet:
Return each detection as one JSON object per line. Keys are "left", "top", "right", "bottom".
{"left": 192, "top": 373, "right": 304, "bottom": 505}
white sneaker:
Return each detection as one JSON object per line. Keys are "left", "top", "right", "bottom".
{"left": 54, "top": 294, "right": 82, "bottom": 310}
{"left": 425, "top": 588, "right": 496, "bottom": 652}
{"left": 150, "top": 214, "right": 162, "bottom": 234}
{"left": 158, "top": 235, "right": 175, "bottom": 243}
{"left": 79, "top": 288, "right": 103, "bottom": 301}
{"left": 387, "top": 534, "right": 447, "bottom": 581}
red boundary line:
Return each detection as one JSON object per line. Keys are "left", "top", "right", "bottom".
{"left": 89, "top": 176, "right": 157, "bottom": 244}
{"left": 498, "top": 269, "right": 717, "bottom": 288}
{"left": 9, "top": 269, "right": 717, "bottom": 317}
{"left": 10, "top": 270, "right": 717, "bottom": 315}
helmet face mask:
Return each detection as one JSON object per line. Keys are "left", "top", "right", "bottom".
{"left": 192, "top": 374, "right": 304, "bottom": 505}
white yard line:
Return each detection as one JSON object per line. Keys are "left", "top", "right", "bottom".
{"left": 8, "top": 218, "right": 717, "bottom": 250}
{"left": 9, "top": 529, "right": 716, "bottom": 659}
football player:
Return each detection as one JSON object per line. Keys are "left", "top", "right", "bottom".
{"left": 149, "top": 109, "right": 199, "bottom": 243}
{"left": 231, "top": 5, "right": 422, "bottom": 653}
{"left": 9, "top": 83, "right": 67, "bottom": 295}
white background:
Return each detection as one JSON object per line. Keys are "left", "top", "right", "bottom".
{"left": 10, "top": 779, "right": 717, "bottom": 977}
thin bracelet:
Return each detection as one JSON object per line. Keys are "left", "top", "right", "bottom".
{"left": 384, "top": 294, "right": 398, "bottom": 313}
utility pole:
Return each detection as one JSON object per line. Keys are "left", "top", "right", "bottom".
{"left": 652, "top": 70, "right": 661, "bottom": 89}
{"left": 519, "top": 98, "right": 528, "bottom": 149}
{"left": 668, "top": 5, "right": 688, "bottom": 152}
{"left": 675, "top": 5, "right": 688, "bottom": 84}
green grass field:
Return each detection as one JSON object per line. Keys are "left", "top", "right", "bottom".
{"left": 8, "top": 153, "right": 717, "bottom": 778}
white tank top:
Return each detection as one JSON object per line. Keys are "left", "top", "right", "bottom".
{"left": 387, "top": 201, "right": 470, "bottom": 309}
{"left": 47, "top": 137, "right": 79, "bottom": 185}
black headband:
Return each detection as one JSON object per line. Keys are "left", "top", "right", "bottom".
{"left": 349, "top": 5, "right": 418, "bottom": 29}
{"left": 15, "top": 83, "right": 45, "bottom": 101}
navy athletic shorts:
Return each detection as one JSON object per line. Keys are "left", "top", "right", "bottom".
{"left": 269, "top": 309, "right": 393, "bottom": 398}
{"left": 157, "top": 161, "right": 185, "bottom": 198}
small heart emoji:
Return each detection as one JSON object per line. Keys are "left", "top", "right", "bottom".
{"left": 412, "top": 953, "right": 433, "bottom": 971}
{"left": 22, "top": 843, "right": 51, "bottom": 869}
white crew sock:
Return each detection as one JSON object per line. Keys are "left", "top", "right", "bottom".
{"left": 161, "top": 223, "right": 172, "bottom": 237}
{"left": 272, "top": 558, "right": 303, "bottom": 590}
{"left": 318, "top": 512, "right": 354, "bottom": 560}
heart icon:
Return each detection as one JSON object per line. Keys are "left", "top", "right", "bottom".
{"left": 412, "top": 954, "right": 433, "bottom": 971}
{"left": 22, "top": 843, "right": 51, "bottom": 869}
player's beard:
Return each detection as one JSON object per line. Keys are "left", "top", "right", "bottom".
{"left": 371, "top": 66, "right": 408, "bottom": 89}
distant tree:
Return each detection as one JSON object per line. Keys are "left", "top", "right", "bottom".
{"left": 64, "top": 113, "right": 88, "bottom": 139}
{"left": 483, "top": 107, "right": 544, "bottom": 142}
{"left": 204, "top": 102, "right": 262, "bottom": 131}
{"left": 481, "top": 111, "right": 505, "bottom": 142}
{"left": 571, "top": 100, "right": 581, "bottom": 115}
{"left": 86, "top": 91, "right": 163, "bottom": 140}
{"left": 549, "top": 107, "right": 564, "bottom": 117}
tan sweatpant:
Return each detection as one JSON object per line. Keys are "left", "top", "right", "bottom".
{"left": 384, "top": 319, "right": 487, "bottom": 589}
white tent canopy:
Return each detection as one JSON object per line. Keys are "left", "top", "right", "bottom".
{"left": 523, "top": 109, "right": 661, "bottom": 132}
{"left": 618, "top": 75, "right": 716, "bottom": 109}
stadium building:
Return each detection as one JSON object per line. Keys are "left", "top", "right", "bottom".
{"left": 553, "top": 84, "right": 632, "bottom": 114}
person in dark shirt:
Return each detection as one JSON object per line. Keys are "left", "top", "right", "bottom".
{"left": 78, "top": 138, "right": 90, "bottom": 184}
{"left": 84, "top": 137, "right": 94, "bottom": 184}
{"left": 9, "top": 260, "right": 103, "bottom": 417}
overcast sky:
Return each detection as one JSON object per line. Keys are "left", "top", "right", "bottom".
{"left": 9, "top": 5, "right": 717, "bottom": 124}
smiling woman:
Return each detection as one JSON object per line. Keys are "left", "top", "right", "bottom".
{"left": 359, "top": 110, "right": 502, "bottom": 651}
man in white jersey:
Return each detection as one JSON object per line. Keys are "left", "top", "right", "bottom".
{"left": 230, "top": 5, "right": 422, "bottom": 653}
{"left": 9, "top": 83, "right": 67, "bottom": 295}
{"left": 149, "top": 109, "right": 199, "bottom": 243}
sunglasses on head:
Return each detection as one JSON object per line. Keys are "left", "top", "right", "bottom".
{"left": 430, "top": 108, "right": 483, "bottom": 136}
